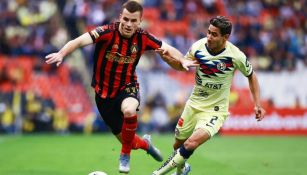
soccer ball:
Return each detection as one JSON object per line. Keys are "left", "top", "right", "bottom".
{"left": 88, "top": 171, "right": 108, "bottom": 175}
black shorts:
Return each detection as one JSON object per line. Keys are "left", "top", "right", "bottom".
{"left": 95, "top": 83, "right": 140, "bottom": 135}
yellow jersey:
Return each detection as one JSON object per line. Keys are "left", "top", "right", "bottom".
{"left": 185, "top": 37, "right": 253, "bottom": 113}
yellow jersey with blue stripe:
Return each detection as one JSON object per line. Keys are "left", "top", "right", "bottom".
{"left": 185, "top": 37, "right": 253, "bottom": 113}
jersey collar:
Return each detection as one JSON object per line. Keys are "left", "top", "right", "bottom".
{"left": 205, "top": 43, "right": 226, "bottom": 56}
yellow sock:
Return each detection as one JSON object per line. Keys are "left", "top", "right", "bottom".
{"left": 152, "top": 150, "right": 185, "bottom": 175}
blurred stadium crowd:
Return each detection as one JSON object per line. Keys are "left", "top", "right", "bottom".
{"left": 0, "top": 0, "right": 306, "bottom": 134}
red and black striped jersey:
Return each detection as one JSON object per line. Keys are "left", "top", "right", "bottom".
{"left": 88, "top": 22, "right": 162, "bottom": 99}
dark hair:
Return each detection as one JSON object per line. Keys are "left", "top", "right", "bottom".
{"left": 209, "top": 16, "right": 232, "bottom": 36}
{"left": 122, "top": 1, "right": 143, "bottom": 16}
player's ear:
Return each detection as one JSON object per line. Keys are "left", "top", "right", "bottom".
{"left": 223, "top": 34, "right": 230, "bottom": 41}
{"left": 138, "top": 13, "right": 143, "bottom": 24}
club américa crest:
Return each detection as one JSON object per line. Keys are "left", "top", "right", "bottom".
{"left": 217, "top": 62, "right": 226, "bottom": 71}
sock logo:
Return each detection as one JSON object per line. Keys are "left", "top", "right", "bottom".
{"left": 171, "top": 160, "right": 178, "bottom": 167}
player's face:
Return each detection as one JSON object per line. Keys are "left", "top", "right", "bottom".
{"left": 206, "top": 25, "right": 228, "bottom": 52}
{"left": 119, "top": 9, "right": 142, "bottom": 38}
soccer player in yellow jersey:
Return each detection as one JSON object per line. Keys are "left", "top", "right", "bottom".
{"left": 152, "top": 16, "right": 266, "bottom": 175}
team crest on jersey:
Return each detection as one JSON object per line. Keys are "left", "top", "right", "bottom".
{"left": 194, "top": 51, "right": 234, "bottom": 78}
{"left": 217, "top": 62, "right": 226, "bottom": 71}
{"left": 131, "top": 44, "right": 138, "bottom": 54}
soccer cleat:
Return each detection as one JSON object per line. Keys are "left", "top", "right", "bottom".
{"left": 171, "top": 163, "right": 191, "bottom": 175}
{"left": 119, "top": 154, "right": 130, "bottom": 173}
{"left": 151, "top": 150, "right": 178, "bottom": 175}
{"left": 143, "top": 134, "right": 163, "bottom": 162}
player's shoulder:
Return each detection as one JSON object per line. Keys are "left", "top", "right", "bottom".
{"left": 136, "top": 28, "right": 162, "bottom": 43}
{"left": 193, "top": 38, "right": 207, "bottom": 47}
{"left": 190, "top": 38, "right": 207, "bottom": 51}
{"left": 226, "top": 41, "right": 246, "bottom": 59}
{"left": 136, "top": 28, "right": 156, "bottom": 38}
{"left": 136, "top": 27, "right": 148, "bottom": 34}
{"left": 107, "top": 22, "right": 118, "bottom": 31}
{"left": 94, "top": 23, "right": 117, "bottom": 34}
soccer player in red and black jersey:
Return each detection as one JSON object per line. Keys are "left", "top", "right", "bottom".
{"left": 45, "top": 1, "right": 197, "bottom": 173}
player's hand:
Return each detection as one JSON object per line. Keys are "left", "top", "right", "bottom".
{"left": 180, "top": 59, "right": 199, "bottom": 71}
{"left": 45, "top": 52, "right": 64, "bottom": 67}
{"left": 254, "top": 106, "right": 265, "bottom": 121}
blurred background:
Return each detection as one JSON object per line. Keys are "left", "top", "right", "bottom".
{"left": 0, "top": 0, "right": 306, "bottom": 135}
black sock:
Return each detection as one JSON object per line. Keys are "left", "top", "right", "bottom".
{"left": 179, "top": 145, "right": 194, "bottom": 159}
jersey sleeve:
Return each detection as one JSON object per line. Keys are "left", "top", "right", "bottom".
{"left": 184, "top": 39, "right": 202, "bottom": 60}
{"left": 88, "top": 25, "right": 110, "bottom": 43}
{"left": 233, "top": 51, "right": 253, "bottom": 76}
{"left": 144, "top": 32, "right": 162, "bottom": 50}
{"left": 184, "top": 46, "right": 195, "bottom": 60}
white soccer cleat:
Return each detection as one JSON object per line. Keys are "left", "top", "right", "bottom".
{"left": 119, "top": 154, "right": 130, "bottom": 173}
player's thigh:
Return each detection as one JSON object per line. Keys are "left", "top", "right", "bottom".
{"left": 195, "top": 112, "right": 227, "bottom": 137}
{"left": 95, "top": 94, "right": 123, "bottom": 135}
{"left": 175, "top": 104, "right": 198, "bottom": 140}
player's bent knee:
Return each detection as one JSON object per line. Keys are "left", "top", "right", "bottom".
{"left": 173, "top": 143, "right": 180, "bottom": 150}
{"left": 122, "top": 108, "right": 137, "bottom": 117}
{"left": 173, "top": 139, "right": 185, "bottom": 150}
{"left": 121, "top": 98, "right": 139, "bottom": 117}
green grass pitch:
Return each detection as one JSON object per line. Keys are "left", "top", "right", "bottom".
{"left": 0, "top": 134, "right": 306, "bottom": 175}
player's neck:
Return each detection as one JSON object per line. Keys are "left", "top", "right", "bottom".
{"left": 205, "top": 43, "right": 226, "bottom": 56}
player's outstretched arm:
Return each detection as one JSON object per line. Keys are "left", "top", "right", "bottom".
{"left": 248, "top": 71, "right": 265, "bottom": 121}
{"left": 156, "top": 48, "right": 185, "bottom": 71}
{"left": 45, "top": 33, "right": 93, "bottom": 66}
{"left": 157, "top": 42, "right": 199, "bottom": 71}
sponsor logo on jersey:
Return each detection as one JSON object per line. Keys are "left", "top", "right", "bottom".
{"left": 205, "top": 83, "right": 223, "bottom": 89}
{"left": 106, "top": 51, "right": 136, "bottom": 63}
